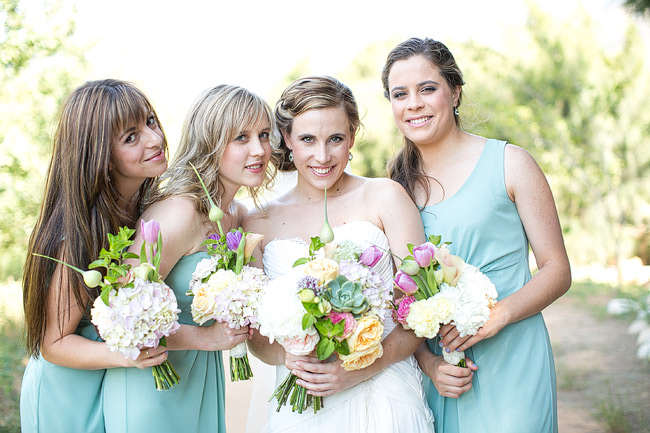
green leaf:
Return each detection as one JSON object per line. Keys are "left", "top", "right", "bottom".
{"left": 292, "top": 257, "right": 309, "bottom": 267}
{"left": 123, "top": 252, "right": 139, "bottom": 260}
{"left": 427, "top": 234, "right": 442, "bottom": 246}
{"left": 100, "top": 286, "right": 111, "bottom": 306}
{"left": 335, "top": 339, "right": 350, "bottom": 356}
{"left": 316, "top": 338, "right": 335, "bottom": 360}
{"left": 302, "top": 313, "right": 315, "bottom": 330}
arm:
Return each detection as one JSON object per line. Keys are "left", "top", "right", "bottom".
{"left": 440, "top": 145, "right": 571, "bottom": 353}
{"left": 135, "top": 197, "right": 250, "bottom": 352}
{"left": 40, "top": 255, "right": 168, "bottom": 370}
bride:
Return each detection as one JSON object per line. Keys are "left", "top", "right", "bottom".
{"left": 243, "top": 76, "right": 434, "bottom": 432}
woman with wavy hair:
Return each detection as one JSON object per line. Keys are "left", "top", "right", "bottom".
{"left": 102, "top": 84, "right": 276, "bottom": 433}
{"left": 20, "top": 79, "right": 169, "bottom": 433}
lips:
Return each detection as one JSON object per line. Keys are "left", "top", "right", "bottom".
{"left": 144, "top": 148, "right": 164, "bottom": 162}
{"left": 245, "top": 162, "right": 265, "bottom": 173}
{"left": 311, "top": 166, "right": 333, "bottom": 176}
{"left": 407, "top": 116, "right": 432, "bottom": 126}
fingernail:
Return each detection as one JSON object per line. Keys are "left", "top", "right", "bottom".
{"left": 455, "top": 348, "right": 460, "bottom": 352}
{"left": 445, "top": 348, "right": 450, "bottom": 353}
{"left": 438, "top": 341, "right": 444, "bottom": 347}
{"left": 471, "top": 362, "right": 476, "bottom": 367}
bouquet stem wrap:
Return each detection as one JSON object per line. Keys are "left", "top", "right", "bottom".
{"left": 229, "top": 341, "right": 253, "bottom": 382}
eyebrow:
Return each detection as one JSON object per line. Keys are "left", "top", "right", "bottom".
{"left": 390, "top": 80, "right": 440, "bottom": 93}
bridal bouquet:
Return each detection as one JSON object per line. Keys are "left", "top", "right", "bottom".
{"left": 36, "top": 220, "right": 182, "bottom": 390}
{"left": 392, "top": 235, "right": 497, "bottom": 366}
{"left": 186, "top": 164, "right": 267, "bottom": 381}
{"left": 257, "top": 234, "right": 390, "bottom": 414}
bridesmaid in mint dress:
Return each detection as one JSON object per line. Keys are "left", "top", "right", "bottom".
{"left": 20, "top": 79, "right": 169, "bottom": 432}
{"left": 382, "top": 38, "right": 571, "bottom": 433}
{"left": 102, "top": 84, "right": 276, "bottom": 433}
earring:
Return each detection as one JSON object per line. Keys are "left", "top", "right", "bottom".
{"left": 348, "top": 152, "right": 354, "bottom": 162}
{"left": 454, "top": 107, "right": 460, "bottom": 116}
{"left": 288, "top": 150, "right": 294, "bottom": 162}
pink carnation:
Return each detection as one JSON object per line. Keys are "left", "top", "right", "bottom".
{"left": 328, "top": 311, "right": 356, "bottom": 338}
{"left": 395, "top": 296, "right": 416, "bottom": 327}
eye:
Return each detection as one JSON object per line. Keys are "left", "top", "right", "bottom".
{"left": 421, "top": 86, "right": 437, "bottom": 93}
{"left": 259, "top": 131, "right": 270, "bottom": 140}
{"left": 125, "top": 133, "right": 137, "bottom": 144}
{"left": 329, "top": 136, "right": 343, "bottom": 144}
{"left": 392, "top": 91, "right": 406, "bottom": 99}
{"left": 301, "top": 136, "right": 314, "bottom": 144}
{"left": 146, "top": 115, "right": 157, "bottom": 127}
{"left": 235, "top": 134, "right": 249, "bottom": 143}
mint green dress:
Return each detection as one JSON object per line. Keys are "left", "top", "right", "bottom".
{"left": 103, "top": 252, "right": 226, "bottom": 433}
{"left": 20, "top": 320, "right": 105, "bottom": 433}
{"left": 421, "top": 139, "right": 558, "bottom": 433}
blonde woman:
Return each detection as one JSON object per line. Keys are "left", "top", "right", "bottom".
{"left": 102, "top": 85, "right": 276, "bottom": 433}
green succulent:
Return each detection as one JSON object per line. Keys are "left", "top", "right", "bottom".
{"left": 327, "top": 275, "right": 369, "bottom": 315}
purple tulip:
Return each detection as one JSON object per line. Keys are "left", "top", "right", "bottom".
{"left": 394, "top": 270, "right": 418, "bottom": 294}
{"left": 226, "top": 231, "right": 243, "bottom": 251}
{"left": 140, "top": 219, "right": 160, "bottom": 245}
{"left": 413, "top": 242, "right": 436, "bottom": 268}
{"left": 359, "top": 245, "right": 382, "bottom": 267}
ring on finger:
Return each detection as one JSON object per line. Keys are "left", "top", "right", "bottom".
{"left": 146, "top": 349, "right": 150, "bottom": 358}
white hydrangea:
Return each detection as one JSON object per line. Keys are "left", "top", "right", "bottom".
{"left": 91, "top": 277, "right": 181, "bottom": 360}
{"left": 257, "top": 275, "right": 315, "bottom": 344}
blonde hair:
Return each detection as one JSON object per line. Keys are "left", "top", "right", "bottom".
{"left": 150, "top": 84, "right": 277, "bottom": 212}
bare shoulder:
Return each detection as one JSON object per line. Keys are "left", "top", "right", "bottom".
{"left": 141, "top": 196, "right": 203, "bottom": 238}
{"left": 504, "top": 143, "right": 548, "bottom": 199}
{"left": 362, "top": 176, "right": 413, "bottom": 203}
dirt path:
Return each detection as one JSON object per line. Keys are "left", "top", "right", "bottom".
{"left": 543, "top": 296, "right": 650, "bottom": 432}
{"left": 225, "top": 296, "right": 650, "bottom": 433}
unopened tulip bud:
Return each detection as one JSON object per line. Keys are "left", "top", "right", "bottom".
{"left": 400, "top": 259, "right": 420, "bottom": 276}
{"left": 299, "top": 289, "right": 316, "bottom": 303}
{"left": 82, "top": 270, "right": 102, "bottom": 288}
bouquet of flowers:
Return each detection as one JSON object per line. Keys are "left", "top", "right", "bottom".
{"left": 392, "top": 235, "right": 497, "bottom": 366}
{"left": 257, "top": 188, "right": 390, "bottom": 413}
{"left": 35, "top": 220, "right": 182, "bottom": 390}
{"left": 186, "top": 164, "right": 267, "bottom": 381}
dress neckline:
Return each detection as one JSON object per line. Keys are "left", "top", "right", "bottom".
{"left": 265, "top": 220, "right": 385, "bottom": 250}
{"left": 423, "top": 138, "right": 492, "bottom": 211}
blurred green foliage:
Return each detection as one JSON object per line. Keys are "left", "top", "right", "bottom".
{"left": 339, "top": 7, "right": 650, "bottom": 271}
{"left": 0, "top": 0, "right": 85, "bottom": 280}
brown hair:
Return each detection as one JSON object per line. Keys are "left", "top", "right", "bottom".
{"left": 382, "top": 37, "right": 464, "bottom": 205}
{"left": 273, "top": 76, "right": 361, "bottom": 171}
{"left": 23, "top": 79, "right": 167, "bottom": 356}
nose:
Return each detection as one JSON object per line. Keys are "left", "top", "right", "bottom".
{"left": 313, "top": 143, "right": 330, "bottom": 164}
{"left": 406, "top": 92, "right": 424, "bottom": 111}
{"left": 143, "top": 124, "right": 164, "bottom": 148}
{"left": 249, "top": 136, "right": 268, "bottom": 157}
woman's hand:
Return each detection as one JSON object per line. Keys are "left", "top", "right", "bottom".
{"left": 415, "top": 343, "right": 478, "bottom": 398}
{"left": 287, "top": 353, "right": 374, "bottom": 397}
{"left": 126, "top": 346, "right": 169, "bottom": 369}
{"left": 439, "top": 301, "right": 508, "bottom": 353}
{"left": 202, "top": 322, "right": 252, "bottom": 352}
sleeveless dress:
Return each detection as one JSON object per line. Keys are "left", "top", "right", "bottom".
{"left": 260, "top": 221, "right": 435, "bottom": 433}
{"left": 102, "top": 252, "right": 226, "bottom": 433}
{"left": 20, "top": 319, "right": 105, "bottom": 433}
{"left": 421, "top": 139, "right": 558, "bottom": 433}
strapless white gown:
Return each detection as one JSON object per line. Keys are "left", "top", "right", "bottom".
{"left": 247, "top": 221, "right": 434, "bottom": 433}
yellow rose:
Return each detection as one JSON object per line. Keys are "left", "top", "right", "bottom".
{"left": 340, "top": 342, "right": 383, "bottom": 371}
{"left": 435, "top": 246, "right": 466, "bottom": 286}
{"left": 304, "top": 258, "right": 339, "bottom": 284}
{"left": 346, "top": 315, "right": 383, "bottom": 353}
{"left": 191, "top": 285, "right": 216, "bottom": 325}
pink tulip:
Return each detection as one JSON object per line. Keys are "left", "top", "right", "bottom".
{"left": 394, "top": 270, "right": 418, "bottom": 294}
{"left": 413, "top": 242, "right": 436, "bottom": 267}
{"left": 140, "top": 219, "right": 160, "bottom": 245}
{"left": 359, "top": 245, "right": 382, "bottom": 267}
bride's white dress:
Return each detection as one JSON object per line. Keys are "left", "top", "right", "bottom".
{"left": 251, "top": 221, "right": 434, "bottom": 433}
